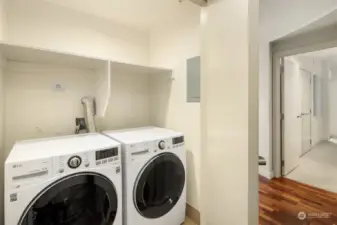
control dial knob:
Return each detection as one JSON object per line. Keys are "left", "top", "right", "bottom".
{"left": 68, "top": 156, "right": 82, "bottom": 169}
{"left": 158, "top": 141, "right": 166, "bottom": 150}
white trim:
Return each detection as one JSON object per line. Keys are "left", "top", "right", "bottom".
{"left": 271, "top": 24, "right": 337, "bottom": 178}
{"left": 259, "top": 168, "right": 274, "bottom": 179}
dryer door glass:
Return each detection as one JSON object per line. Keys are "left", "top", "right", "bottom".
{"left": 134, "top": 153, "right": 185, "bottom": 218}
{"left": 19, "top": 173, "right": 118, "bottom": 225}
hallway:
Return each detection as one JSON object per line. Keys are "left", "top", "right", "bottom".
{"left": 286, "top": 141, "right": 337, "bottom": 193}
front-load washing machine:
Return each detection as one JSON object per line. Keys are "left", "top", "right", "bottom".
{"left": 103, "top": 127, "right": 186, "bottom": 225}
{"left": 5, "top": 133, "right": 123, "bottom": 225}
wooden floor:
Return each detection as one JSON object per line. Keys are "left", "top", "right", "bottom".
{"left": 260, "top": 176, "right": 337, "bottom": 225}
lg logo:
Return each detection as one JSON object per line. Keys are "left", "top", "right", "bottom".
{"left": 12, "top": 164, "right": 22, "bottom": 168}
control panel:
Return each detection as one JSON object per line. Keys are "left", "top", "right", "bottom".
{"left": 6, "top": 158, "right": 52, "bottom": 191}
{"left": 56, "top": 147, "right": 120, "bottom": 174}
{"left": 128, "top": 136, "right": 185, "bottom": 160}
{"left": 172, "top": 136, "right": 184, "bottom": 145}
{"left": 95, "top": 147, "right": 119, "bottom": 166}
{"left": 6, "top": 146, "right": 121, "bottom": 192}
{"left": 158, "top": 136, "right": 184, "bottom": 151}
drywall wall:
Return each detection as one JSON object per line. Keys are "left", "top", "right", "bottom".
{"left": 6, "top": 0, "right": 149, "bottom": 65}
{"left": 0, "top": 53, "right": 4, "bottom": 224}
{"left": 4, "top": 61, "right": 152, "bottom": 154}
{"left": 0, "top": 54, "right": 4, "bottom": 155}
{"left": 309, "top": 59, "right": 329, "bottom": 145}
{"left": 0, "top": 0, "right": 6, "bottom": 41}
{"left": 259, "top": 0, "right": 337, "bottom": 177}
{"left": 149, "top": 7, "right": 201, "bottom": 210}
{"left": 97, "top": 71, "right": 151, "bottom": 131}
{"left": 321, "top": 61, "right": 330, "bottom": 139}
{"left": 328, "top": 65, "right": 337, "bottom": 137}
{"left": 200, "top": 0, "right": 259, "bottom": 223}
{"left": 4, "top": 61, "right": 98, "bottom": 154}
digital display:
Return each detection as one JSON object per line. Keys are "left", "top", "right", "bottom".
{"left": 172, "top": 136, "right": 184, "bottom": 145}
{"left": 96, "top": 148, "right": 118, "bottom": 160}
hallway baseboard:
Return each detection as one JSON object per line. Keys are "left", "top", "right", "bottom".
{"left": 186, "top": 204, "right": 200, "bottom": 225}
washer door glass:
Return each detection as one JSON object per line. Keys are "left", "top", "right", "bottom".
{"left": 20, "top": 173, "right": 118, "bottom": 225}
{"left": 134, "top": 153, "right": 185, "bottom": 219}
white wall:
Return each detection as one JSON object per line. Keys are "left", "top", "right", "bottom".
{"left": 0, "top": 0, "right": 7, "bottom": 41}
{"left": 321, "top": 61, "right": 331, "bottom": 139}
{"left": 0, "top": 54, "right": 4, "bottom": 225}
{"left": 149, "top": 7, "right": 201, "bottom": 210}
{"left": 4, "top": 61, "right": 152, "bottom": 154}
{"left": 4, "top": 61, "right": 98, "bottom": 153}
{"left": 0, "top": 54, "right": 4, "bottom": 155}
{"left": 98, "top": 71, "right": 151, "bottom": 131}
{"left": 328, "top": 64, "right": 337, "bottom": 137}
{"left": 259, "top": 0, "right": 337, "bottom": 177}
{"left": 6, "top": 0, "right": 149, "bottom": 65}
{"left": 200, "top": 0, "right": 259, "bottom": 223}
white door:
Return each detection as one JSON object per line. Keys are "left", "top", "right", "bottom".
{"left": 301, "top": 69, "right": 312, "bottom": 155}
{"left": 283, "top": 59, "right": 302, "bottom": 175}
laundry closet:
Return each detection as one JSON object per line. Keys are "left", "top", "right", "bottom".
{"left": 0, "top": 0, "right": 202, "bottom": 224}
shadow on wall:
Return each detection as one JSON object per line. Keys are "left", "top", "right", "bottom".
{"left": 186, "top": 149, "right": 199, "bottom": 208}
{"left": 0, "top": 150, "right": 4, "bottom": 225}
{"left": 96, "top": 71, "right": 173, "bottom": 131}
{"left": 149, "top": 73, "right": 173, "bottom": 127}
{"left": 98, "top": 72, "right": 151, "bottom": 131}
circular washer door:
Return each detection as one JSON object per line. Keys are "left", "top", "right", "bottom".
{"left": 134, "top": 152, "right": 185, "bottom": 219}
{"left": 19, "top": 172, "right": 118, "bottom": 225}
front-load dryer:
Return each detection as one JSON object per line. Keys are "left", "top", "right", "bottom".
{"left": 103, "top": 127, "right": 186, "bottom": 225}
{"left": 5, "top": 133, "right": 123, "bottom": 225}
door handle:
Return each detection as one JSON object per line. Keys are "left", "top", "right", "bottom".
{"left": 297, "top": 115, "right": 302, "bottom": 118}
{"left": 301, "top": 112, "right": 310, "bottom": 116}
{"left": 259, "top": 156, "right": 266, "bottom": 166}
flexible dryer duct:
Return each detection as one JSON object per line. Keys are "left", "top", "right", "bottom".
{"left": 81, "top": 96, "right": 96, "bottom": 133}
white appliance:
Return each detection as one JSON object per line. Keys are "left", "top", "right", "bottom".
{"left": 5, "top": 133, "right": 123, "bottom": 225}
{"left": 103, "top": 127, "right": 186, "bottom": 225}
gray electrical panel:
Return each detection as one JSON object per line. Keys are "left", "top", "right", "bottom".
{"left": 187, "top": 56, "right": 200, "bottom": 102}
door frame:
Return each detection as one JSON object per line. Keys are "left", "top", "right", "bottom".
{"left": 271, "top": 25, "right": 337, "bottom": 178}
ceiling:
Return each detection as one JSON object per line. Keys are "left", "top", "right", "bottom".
{"left": 302, "top": 47, "right": 337, "bottom": 58}
{"left": 43, "top": 0, "right": 200, "bottom": 30}
{"left": 299, "top": 48, "right": 337, "bottom": 79}
{"left": 277, "top": 8, "right": 337, "bottom": 41}
{"left": 300, "top": 47, "right": 337, "bottom": 66}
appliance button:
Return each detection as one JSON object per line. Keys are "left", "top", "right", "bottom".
{"left": 85, "top": 162, "right": 90, "bottom": 167}
{"left": 158, "top": 141, "right": 166, "bottom": 150}
{"left": 68, "top": 156, "right": 82, "bottom": 169}
{"left": 59, "top": 168, "right": 64, "bottom": 173}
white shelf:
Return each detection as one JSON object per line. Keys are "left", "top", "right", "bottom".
{"left": 110, "top": 60, "right": 172, "bottom": 75}
{"left": 0, "top": 42, "right": 106, "bottom": 70}
{"left": 0, "top": 42, "right": 172, "bottom": 74}
{"left": 0, "top": 42, "right": 172, "bottom": 117}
